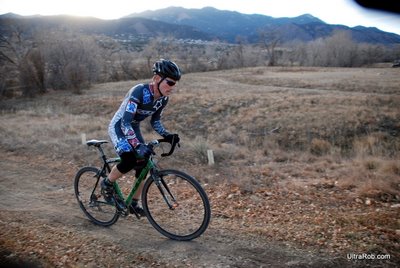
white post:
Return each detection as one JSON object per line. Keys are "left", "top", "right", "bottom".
{"left": 207, "top": 149, "right": 215, "bottom": 166}
{"left": 81, "top": 133, "right": 86, "bottom": 145}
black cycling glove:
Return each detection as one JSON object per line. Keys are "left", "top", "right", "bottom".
{"left": 163, "top": 133, "right": 180, "bottom": 145}
{"left": 135, "top": 144, "right": 154, "bottom": 158}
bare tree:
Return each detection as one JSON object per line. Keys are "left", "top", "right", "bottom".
{"left": 0, "top": 34, "right": 17, "bottom": 65}
{"left": 118, "top": 51, "right": 138, "bottom": 80}
{"left": 307, "top": 38, "right": 327, "bottom": 66}
{"left": 19, "top": 47, "right": 46, "bottom": 96}
{"left": 358, "top": 43, "right": 386, "bottom": 66}
{"left": 258, "top": 29, "right": 281, "bottom": 66}
{"left": 141, "top": 38, "right": 159, "bottom": 74}
{"left": 324, "top": 30, "right": 358, "bottom": 67}
{"left": 233, "top": 36, "right": 246, "bottom": 68}
{"left": 0, "top": 33, "right": 20, "bottom": 97}
{"left": 0, "top": 20, "right": 48, "bottom": 97}
{"left": 0, "top": 20, "right": 27, "bottom": 65}
{"left": 45, "top": 33, "right": 101, "bottom": 93}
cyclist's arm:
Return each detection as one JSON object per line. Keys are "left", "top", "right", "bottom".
{"left": 150, "top": 97, "right": 170, "bottom": 137}
{"left": 121, "top": 97, "right": 141, "bottom": 148}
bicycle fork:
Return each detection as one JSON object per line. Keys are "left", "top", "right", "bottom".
{"left": 151, "top": 173, "right": 179, "bottom": 210}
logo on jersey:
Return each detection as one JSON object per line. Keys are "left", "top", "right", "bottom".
{"left": 153, "top": 99, "right": 163, "bottom": 110}
{"left": 143, "top": 88, "right": 151, "bottom": 104}
{"left": 126, "top": 100, "right": 137, "bottom": 113}
{"left": 137, "top": 109, "right": 154, "bottom": 115}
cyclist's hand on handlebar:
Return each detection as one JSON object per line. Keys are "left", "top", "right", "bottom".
{"left": 135, "top": 143, "right": 154, "bottom": 158}
{"left": 163, "top": 133, "right": 180, "bottom": 145}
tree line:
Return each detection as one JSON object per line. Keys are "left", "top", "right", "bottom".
{"left": 1, "top": 25, "right": 399, "bottom": 98}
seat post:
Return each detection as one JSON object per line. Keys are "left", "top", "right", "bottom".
{"left": 97, "top": 145, "right": 107, "bottom": 163}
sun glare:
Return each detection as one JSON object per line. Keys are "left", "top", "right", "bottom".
{"left": 2, "top": 0, "right": 139, "bottom": 19}
{"left": 41, "top": 1, "right": 125, "bottom": 19}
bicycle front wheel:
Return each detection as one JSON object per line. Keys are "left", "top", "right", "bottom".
{"left": 74, "top": 166, "right": 119, "bottom": 226}
{"left": 142, "top": 169, "right": 211, "bottom": 241}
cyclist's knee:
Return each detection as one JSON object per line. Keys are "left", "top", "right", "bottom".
{"left": 117, "top": 152, "right": 137, "bottom": 173}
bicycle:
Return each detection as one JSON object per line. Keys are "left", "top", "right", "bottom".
{"left": 74, "top": 138, "right": 211, "bottom": 241}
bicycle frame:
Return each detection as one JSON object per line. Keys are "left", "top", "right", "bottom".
{"left": 89, "top": 138, "right": 177, "bottom": 212}
{"left": 113, "top": 159, "right": 155, "bottom": 207}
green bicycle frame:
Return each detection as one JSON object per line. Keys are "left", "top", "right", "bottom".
{"left": 112, "top": 159, "right": 155, "bottom": 207}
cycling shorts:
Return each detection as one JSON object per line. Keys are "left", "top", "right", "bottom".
{"left": 116, "top": 152, "right": 146, "bottom": 175}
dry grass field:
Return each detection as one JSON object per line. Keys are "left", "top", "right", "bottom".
{"left": 0, "top": 66, "right": 399, "bottom": 267}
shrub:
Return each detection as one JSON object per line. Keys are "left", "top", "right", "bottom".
{"left": 310, "top": 138, "right": 331, "bottom": 156}
{"left": 187, "top": 136, "right": 209, "bottom": 164}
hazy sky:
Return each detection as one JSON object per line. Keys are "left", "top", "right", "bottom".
{"left": 1, "top": 0, "right": 399, "bottom": 35}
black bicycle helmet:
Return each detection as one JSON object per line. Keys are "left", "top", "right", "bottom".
{"left": 152, "top": 59, "right": 181, "bottom": 81}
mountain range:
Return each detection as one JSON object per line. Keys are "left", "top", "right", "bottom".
{"left": 127, "top": 7, "right": 400, "bottom": 45}
{"left": 1, "top": 6, "right": 400, "bottom": 46}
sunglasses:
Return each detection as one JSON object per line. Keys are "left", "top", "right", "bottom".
{"left": 165, "top": 79, "right": 176, "bottom": 87}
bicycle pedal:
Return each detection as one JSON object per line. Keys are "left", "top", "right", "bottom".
{"left": 114, "top": 197, "right": 127, "bottom": 211}
{"left": 116, "top": 202, "right": 129, "bottom": 217}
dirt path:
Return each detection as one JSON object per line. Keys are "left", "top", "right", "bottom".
{"left": 0, "top": 151, "right": 357, "bottom": 268}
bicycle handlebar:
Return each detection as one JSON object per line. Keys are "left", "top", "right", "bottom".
{"left": 87, "top": 138, "right": 179, "bottom": 158}
{"left": 148, "top": 138, "right": 180, "bottom": 157}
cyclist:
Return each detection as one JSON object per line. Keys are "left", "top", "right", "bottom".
{"left": 101, "top": 59, "right": 181, "bottom": 216}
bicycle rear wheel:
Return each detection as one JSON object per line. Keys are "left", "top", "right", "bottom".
{"left": 74, "top": 166, "right": 119, "bottom": 226}
{"left": 142, "top": 169, "right": 211, "bottom": 241}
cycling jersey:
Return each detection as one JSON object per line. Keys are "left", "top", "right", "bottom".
{"left": 108, "top": 83, "right": 170, "bottom": 155}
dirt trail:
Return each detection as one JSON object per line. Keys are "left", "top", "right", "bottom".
{"left": 0, "top": 151, "right": 356, "bottom": 268}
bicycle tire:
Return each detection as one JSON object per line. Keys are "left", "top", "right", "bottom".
{"left": 74, "top": 166, "right": 119, "bottom": 226}
{"left": 142, "top": 169, "right": 211, "bottom": 241}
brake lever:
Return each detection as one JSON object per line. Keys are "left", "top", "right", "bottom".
{"left": 161, "top": 140, "right": 179, "bottom": 157}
